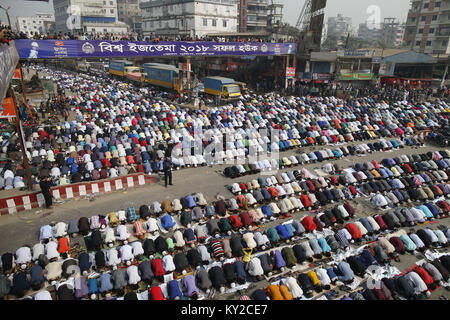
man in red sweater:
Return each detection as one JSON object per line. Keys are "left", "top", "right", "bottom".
{"left": 345, "top": 223, "right": 362, "bottom": 242}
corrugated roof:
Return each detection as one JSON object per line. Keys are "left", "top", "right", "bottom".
{"left": 337, "top": 48, "right": 408, "bottom": 58}
{"left": 205, "top": 31, "right": 269, "bottom": 37}
{"left": 147, "top": 65, "right": 180, "bottom": 72}
{"left": 381, "top": 50, "right": 437, "bottom": 64}
{"left": 360, "top": 48, "right": 408, "bottom": 58}
{"left": 205, "top": 76, "right": 234, "bottom": 81}
{"left": 311, "top": 51, "right": 337, "bottom": 61}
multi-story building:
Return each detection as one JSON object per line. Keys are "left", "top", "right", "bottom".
{"left": 245, "top": 0, "right": 268, "bottom": 32}
{"left": 381, "top": 18, "right": 405, "bottom": 48}
{"left": 267, "top": 1, "right": 283, "bottom": 29}
{"left": 327, "top": 14, "right": 354, "bottom": 40}
{"left": 403, "top": 0, "right": 450, "bottom": 54}
{"left": 238, "top": 0, "right": 247, "bottom": 32}
{"left": 237, "top": 0, "right": 283, "bottom": 33}
{"left": 15, "top": 13, "right": 55, "bottom": 35}
{"left": 140, "top": 0, "right": 238, "bottom": 38}
{"left": 358, "top": 18, "right": 405, "bottom": 48}
{"left": 117, "top": 0, "right": 142, "bottom": 35}
{"left": 358, "top": 22, "right": 381, "bottom": 44}
{"left": 53, "top": 0, "right": 128, "bottom": 34}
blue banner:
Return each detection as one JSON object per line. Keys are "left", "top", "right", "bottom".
{"left": 14, "top": 40, "right": 296, "bottom": 59}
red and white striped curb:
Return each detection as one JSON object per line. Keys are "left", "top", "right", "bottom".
{"left": 0, "top": 173, "right": 159, "bottom": 216}
{"left": 416, "top": 129, "right": 431, "bottom": 141}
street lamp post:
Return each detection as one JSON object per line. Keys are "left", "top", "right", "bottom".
{"left": 0, "top": 5, "right": 12, "bottom": 29}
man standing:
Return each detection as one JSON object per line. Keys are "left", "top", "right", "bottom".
{"left": 63, "top": 108, "right": 69, "bottom": 122}
{"left": 41, "top": 101, "right": 47, "bottom": 119}
{"left": 163, "top": 157, "right": 173, "bottom": 188}
{"left": 39, "top": 176, "right": 53, "bottom": 209}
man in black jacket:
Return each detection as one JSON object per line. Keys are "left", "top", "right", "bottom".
{"left": 163, "top": 157, "right": 173, "bottom": 187}
{"left": 39, "top": 176, "right": 53, "bottom": 209}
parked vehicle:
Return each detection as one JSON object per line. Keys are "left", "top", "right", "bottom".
{"left": 144, "top": 64, "right": 181, "bottom": 93}
{"left": 204, "top": 76, "right": 241, "bottom": 100}
{"left": 109, "top": 60, "right": 134, "bottom": 77}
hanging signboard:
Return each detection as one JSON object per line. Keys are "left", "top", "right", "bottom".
{"left": 337, "top": 73, "right": 374, "bottom": 81}
{"left": 0, "top": 97, "right": 17, "bottom": 118}
{"left": 286, "top": 67, "right": 296, "bottom": 78}
{"left": 13, "top": 67, "right": 22, "bottom": 80}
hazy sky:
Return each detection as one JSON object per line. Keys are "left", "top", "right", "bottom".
{"left": 278, "top": 0, "right": 411, "bottom": 26}
{"left": 0, "top": 0, "right": 411, "bottom": 29}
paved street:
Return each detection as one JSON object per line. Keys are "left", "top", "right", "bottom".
{"left": 1, "top": 138, "right": 449, "bottom": 300}
{"left": 0, "top": 142, "right": 442, "bottom": 252}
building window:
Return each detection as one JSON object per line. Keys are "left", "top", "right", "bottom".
{"left": 203, "top": 18, "right": 207, "bottom": 26}
{"left": 411, "top": 17, "right": 416, "bottom": 22}
{"left": 435, "top": 1, "right": 441, "bottom": 7}
{"left": 423, "top": 2, "right": 429, "bottom": 9}
{"left": 416, "top": 40, "right": 421, "bottom": 46}
{"left": 110, "top": 1, "right": 113, "bottom": 5}
{"left": 418, "top": 28, "right": 423, "bottom": 34}
{"left": 429, "top": 28, "right": 434, "bottom": 33}
{"left": 426, "top": 40, "right": 432, "bottom": 46}
{"left": 421, "top": 16, "right": 426, "bottom": 21}
{"left": 443, "top": 40, "right": 448, "bottom": 47}
{"left": 432, "top": 15, "right": 437, "bottom": 21}
{"left": 223, "top": 20, "right": 227, "bottom": 27}
{"left": 212, "top": 19, "right": 217, "bottom": 27}
{"left": 406, "top": 41, "right": 411, "bottom": 46}
{"left": 104, "top": 1, "right": 106, "bottom": 4}
{"left": 110, "top": 9, "right": 114, "bottom": 13}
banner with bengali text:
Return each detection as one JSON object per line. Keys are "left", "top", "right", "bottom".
{"left": 14, "top": 40, "right": 296, "bottom": 59}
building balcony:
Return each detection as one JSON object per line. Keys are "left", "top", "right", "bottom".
{"left": 405, "top": 19, "right": 417, "bottom": 26}
{"left": 247, "top": 21, "right": 267, "bottom": 27}
{"left": 435, "top": 31, "right": 450, "bottom": 36}
{"left": 247, "top": 9, "right": 267, "bottom": 15}
{"left": 247, "top": 0, "right": 268, "bottom": 6}
{"left": 440, "top": 1, "right": 450, "bottom": 11}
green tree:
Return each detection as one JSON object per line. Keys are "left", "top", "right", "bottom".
{"left": 345, "top": 36, "right": 371, "bottom": 50}
{"left": 322, "top": 33, "right": 338, "bottom": 51}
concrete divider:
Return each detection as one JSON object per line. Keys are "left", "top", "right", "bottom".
{"left": 0, "top": 173, "right": 159, "bottom": 215}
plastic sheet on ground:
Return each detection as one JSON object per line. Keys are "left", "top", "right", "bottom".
{"left": 424, "top": 249, "right": 449, "bottom": 261}
{"left": 365, "top": 264, "right": 402, "bottom": 282}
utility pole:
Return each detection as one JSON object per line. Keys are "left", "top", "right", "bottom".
{"left": 441, "top": 62, "right": 448, "bottom": 90}
{"left": 0, "top": 5, "right": 12, "bottom": 29}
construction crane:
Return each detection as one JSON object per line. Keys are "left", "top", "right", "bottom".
{"left": 295, "top": 0, "right": 327, "bottom": 52}
{"left": 295, "top": 0, "right": 312, "bottom": 32}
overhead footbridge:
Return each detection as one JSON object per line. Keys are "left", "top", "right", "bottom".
{"left": 13, "top": 40, "right": 296, "bottom": 59}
